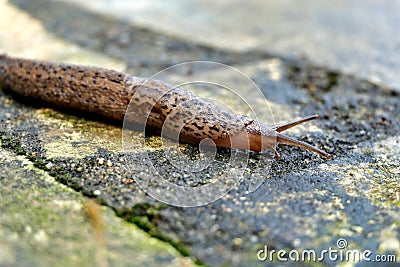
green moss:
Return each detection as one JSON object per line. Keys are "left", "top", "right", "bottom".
{"left": 363, "top": 147, "right": 373, "bottom": 154}
{"left": 0, "top": 132, "right": 200, "bottom": 265}
{"left": 116, "top": 205, "right": 205, "bottom": 266}
{"left": 327, "top": 71, "right": 339, "bottom": 88}
{"left": 0, "top": 133, "right": 25, "bottom": 155}
{"left": 144, "top": 136, "right": 164, "bottom": 149}
{"left": 0, "top": 133, "right": 74, "bottom": 186}
{"left": 369, "top": 166, "right": 400, "bottom": 207}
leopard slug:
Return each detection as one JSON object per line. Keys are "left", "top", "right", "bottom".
{"left": 0, "top": 54, "right": 330, "bottom": 158}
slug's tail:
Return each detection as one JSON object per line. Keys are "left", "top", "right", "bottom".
{"left": 272, "top": 115, "right": 331, "bottom": 158}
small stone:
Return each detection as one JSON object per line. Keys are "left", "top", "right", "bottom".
{"left": 25, "top": 225, "right": 32, "bottom": 234}
{"left": 250, "top": 235, "right": 258, "bottom": 243}
{"left": 94, "top": 190, "right": 101, "bottom": 195}
{"left": 33, "top": 229, "right": 48, "bottom": 244}
{"left": 233, "top": 238, "right": 243, "bottom": 246}
{"left": 45, "top": 162, "right": 53, "bottom": 170}
{"left": 96, "top": 158, "right": 105, "bottom": 165}
{"left": 293, "top": 238, "right": 301, "bottom": 246}
{"left": 224, "top": 207, "right": 233, "bottom": 213}
{"left": 123, "top": 179, "right": 134, "bottom": 184}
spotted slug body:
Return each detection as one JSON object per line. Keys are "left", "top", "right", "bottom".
{"left": 0, "top": 54, "right": 330, "bottom": 158}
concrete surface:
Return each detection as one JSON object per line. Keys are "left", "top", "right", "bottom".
{"left": 1, "top": 0, "right": 399, "bottom": 266}
{"left": 59, "top": 0, "right": 400, "bottom": 90}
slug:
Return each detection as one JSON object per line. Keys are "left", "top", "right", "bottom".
{"left": 0, "top": 54, "right": 330, "bottom": 158}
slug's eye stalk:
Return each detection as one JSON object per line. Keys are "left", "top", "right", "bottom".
{"left": 214, "top": 115, "right": 330, "bottom": 158}
{"left": 252, "top": 115, "right": 330, "bottom": 158}
{"left": 271, "top": 115, "right": 331, "bottom": 158}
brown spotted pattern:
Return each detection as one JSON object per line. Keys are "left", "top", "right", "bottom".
{"left": 0, "top": 55, "right": 250, "bottom": 143}
{"left": 0, "top": 54, "right": 330, "bottom": 157}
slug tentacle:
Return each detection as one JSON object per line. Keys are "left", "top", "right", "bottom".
{"left": 0, "top": 54, "right": 331, "bottom": 159}
{"left": 276, "top": 133, "right": 330, "bottom": 158}
{"left": 271, "top": 115, "right": 319, "bottom": 132}
{"left": 271, "top": 115, "right": 331, "bottom": 158}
